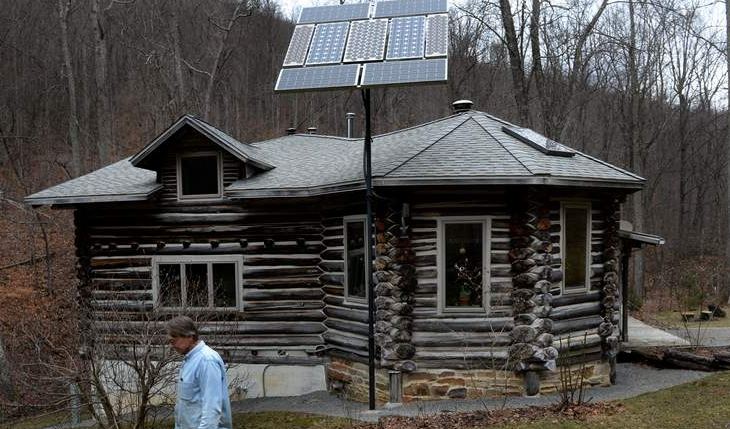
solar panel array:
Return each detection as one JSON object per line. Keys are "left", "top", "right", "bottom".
{"left": 275, "top": 0, "right": 449, "bottom": 92}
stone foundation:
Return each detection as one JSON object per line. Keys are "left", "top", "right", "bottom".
{"left": 327, "top": 357, "right": 611, "bottom": 403}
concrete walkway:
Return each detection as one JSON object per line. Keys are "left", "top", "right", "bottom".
{"left": 234, "top": 363, "right": 710, "bottom": 422}
{"left": 623, "top": 316, "right": 690, "bottom": 349}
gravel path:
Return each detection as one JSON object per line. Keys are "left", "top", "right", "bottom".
{"left": 232, "top": 362, "right": 711, "bottom": 422}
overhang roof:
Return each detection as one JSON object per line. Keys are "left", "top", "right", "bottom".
{"left": 129, "top": 114, "right": 275, "bottom": 171}
{"left": 618, "top": 229, "right": 666, "bottom": 246}
{"left": 25, "top": 110, "right": 645, "bottom": 205}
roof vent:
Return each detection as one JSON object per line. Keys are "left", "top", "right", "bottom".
{"left": 452, "top": 99, "right": 474, "bottom": 113}
{"left": 286, "top": 127, "right": 296, "bottom": 135}
{"left": 307, "top": 127, "right": 317, "bottom": 134}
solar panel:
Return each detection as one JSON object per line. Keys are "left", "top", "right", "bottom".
{"left": 386, "top": 16, "right": 426, "bottom": 60}
{"left": 361, "top": 58, "right": 447, "bottom": 86}
{"left": 298, "top": 3, "right": 370, "bottom": 24}
{"left": 344, "top": 19, "right": 388, "bottom": 63}
{"left": 275, "top": 64, "right": 360, "bottom": 92}
{"left": 425, "top": 14, "right": 448, "bottom": 57}
{"left": 306, "top": 22, "right": 350, "bottom": 65}
{"left": 283, "top": 25, "right": 315, "bottom": 67}
{"left": 502, "top": 126, "right": 576, "bottom": 157}
{"left": 374, "top": 0, "right": 448, "bottom": 18}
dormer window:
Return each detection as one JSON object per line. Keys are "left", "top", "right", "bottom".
{"left": 177, "top": 151, "right": 222, "bottom": 199}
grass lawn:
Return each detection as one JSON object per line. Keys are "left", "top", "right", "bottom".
{"left": 488, "top": 371, "right": 730, "bottom": 429}
{"left": 645, "top": 310, "right": 730, "bottom": 329}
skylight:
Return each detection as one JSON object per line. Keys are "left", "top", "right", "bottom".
{"left": 503, "top": 126, "right": 575, "bottom": 157}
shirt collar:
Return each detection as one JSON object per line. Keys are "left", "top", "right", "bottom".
{"left": 184, "top": 340, "right": 205, "bottom": 361}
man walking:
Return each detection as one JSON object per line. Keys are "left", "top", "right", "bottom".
{"left": 167, "top": 316, "right": 232, "bottom": 429}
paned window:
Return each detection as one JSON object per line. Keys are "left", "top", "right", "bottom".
{"left": 344, "top": 217, "right": 367, "bottom": 300}
{"left": 177, "top": 152, "right": 222, "bottom": 199}
{"left": 153, "top": 255, "right": 242, "bottom": 309}
{"left": 561, "top": 202, "right": 591, "bottom": 293}
{"left": 438, "top": 218, "right": 489, "bottom": 312}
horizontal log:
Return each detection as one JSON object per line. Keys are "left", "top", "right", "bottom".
{"left": 92, "top": 308, "right": 325, "bottom": 322}
{"left": 549, "top": 302, "right": 602, "bottom": 320}
{"left": 324, "top": 305, "right": 369, "bottom": 323}
{"left": 244, "top": 277, "right": 321, "bottom": 289}
{"left": 413, "top": 317, "right": 513, "bottom": 333}
{"left": 319, "top": 273, "right": 344, "bottom": 286}
{"left": 243, "top": 300, "right": 324, "bottom": 312}
{"left": 325, "top": 317, "right": 369, "bottom": 336}
{"left": 323, "top": 329, "right": 368, "bottom": 351}
{"left": 412, "top": 332, "right": 511, "bottom": 347}
{"left": 243, "top": 255, "right": 320, "bottom": 266}
{"left": 551, "top": 316, "right": 604, "bottom": 335}
{"left": 92, "top": 290, "right": 151, "bottom": 301}
{"left": 319, "top": 260, "right": 343, "bottom": 272}
{"left": 92, "top": 278, "right": 151, "bottom": 291}
{"left": 242, "top": 266, "right": 321, "bottom": 278}
{"left": 552, "top": 291, "right": 601, "bottom": 307}
{"left": 90, "top": 257, "right": 151, "bottom": 268}
{"left": 96, "top": 320, "right": 326, "bottom": 335}
{"left": 243, "top": 288, "right": 324, "bottom": 301}
{"left": 91, "top": 267, "right": 151, "bottom": 279}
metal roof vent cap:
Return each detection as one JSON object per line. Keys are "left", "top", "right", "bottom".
{"left": 307, "top": 126, "right": 317, "bottom": 134}
{"left": 452, "top": 99, "right": 474, "bottom": 113}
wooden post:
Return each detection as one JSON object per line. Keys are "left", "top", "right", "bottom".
{"left": 362, "top": 88, "right": 376, "bottom": 410}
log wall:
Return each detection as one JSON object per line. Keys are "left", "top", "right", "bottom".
{"left": 75, "top": 135, "right": 327, "bottom": 365}
{"left": 406, "top": 190, "right": 514, "bottom": 370}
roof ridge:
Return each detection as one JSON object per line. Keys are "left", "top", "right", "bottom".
{"left": 372, "top": 111, "right": 467, "bottom": 139}
{"left": 381, "top": 115, "right": 471, "bottom": 177}
{"left": 252, "top": 134, "right": 355, "bottom": 146}
{"left": 471, "top": 114, "right": 536, "bottom": 175}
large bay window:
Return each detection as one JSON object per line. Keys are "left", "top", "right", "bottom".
{"left": 561, "top": 202, "right": 591, "bottom": 293}
{"left": 438, "top": 217, "right": 490, "bottom": 313}
{"left": 152, "top": 255, "right": 242, "bottom": 310}
{"left": 344, "top": 217, "right": 367, "bottom": 300}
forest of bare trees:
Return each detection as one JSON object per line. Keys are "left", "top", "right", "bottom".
{"left": 0, "top": 0, "right": 729, "bottom": 420}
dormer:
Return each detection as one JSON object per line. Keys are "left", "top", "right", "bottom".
{"left": 129, "top": 115, "right": 274, "bottom": 201}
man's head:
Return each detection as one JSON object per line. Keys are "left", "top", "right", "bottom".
{"left": 166, "top": 316, "right": 199, "bottom": 355}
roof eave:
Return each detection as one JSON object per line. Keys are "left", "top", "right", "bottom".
{"left": 375, "top": 176, "right": 644, "bottom": 190}
{"left": 24, "top": 185, "right": 163, "bottom": 207}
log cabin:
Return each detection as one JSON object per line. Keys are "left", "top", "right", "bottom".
{"left": 26, "top": 100, "right": 654, "bottom": 402}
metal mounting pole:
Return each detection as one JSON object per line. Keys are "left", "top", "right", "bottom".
{"left": 362, "top": 88, "right": 376, "bottom": 410}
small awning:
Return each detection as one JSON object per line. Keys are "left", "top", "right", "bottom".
{"left": 618, "top": 229, "right": 665, "bottom": 248}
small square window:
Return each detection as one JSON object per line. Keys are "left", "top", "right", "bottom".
{"left": 178, "top": 153, "right": 221, "bottom": 198}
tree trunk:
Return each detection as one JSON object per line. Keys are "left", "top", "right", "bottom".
{"left": 58, "top": 0, "right": 82, "bottom": 177}
{"left": 91, "top": 0, "right": 113, "bottom": 165}
{"left": 498, "top": 0, "right": 530, "bottom": 126}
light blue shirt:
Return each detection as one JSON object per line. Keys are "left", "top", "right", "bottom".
{"left": 175, "top": 341, "right": 232, "bottom": 429}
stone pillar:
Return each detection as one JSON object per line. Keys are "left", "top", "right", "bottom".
{"left": 373, "top": 202, "right": 416, "bottom": 373}
{"left": 508, "top": 187, "right": 558, "bottom": 395}
{"left": 601, "top": 197, "right": 622, "bottom": 383}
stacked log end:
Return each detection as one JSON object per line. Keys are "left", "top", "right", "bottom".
{"left": 374, "top": 203, "right": 416, "bottom": 372}
{"left": 601, "top": 197, "right": 621, "bottom": 381}
{"left": 508, "top": 188, "right": 558, "bottom": 394}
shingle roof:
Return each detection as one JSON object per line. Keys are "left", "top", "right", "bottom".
{"left": 25, "top": 158, "right": 161, "bottom": 205}
{"left": 25, "top": 110, "right": 644, "bottom": 205}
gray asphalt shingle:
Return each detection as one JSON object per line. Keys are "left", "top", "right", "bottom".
{"left": 25, "top": 110, "right": 644, "bottom": 204}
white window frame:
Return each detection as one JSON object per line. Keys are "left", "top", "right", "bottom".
{"left": 437, "top": 216, "right": 491, "bottom": 314}
{"left": 176, "top": 151, "right": 223, "bottom": 200}
{"left": 559, "top": 201, "right": 592, "bottom": 294}
{"left": 151, "top": 254, "right": 243, "bottom": 310}
{"left": 343, "top": 215, "right": 369, "bottom": 304}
